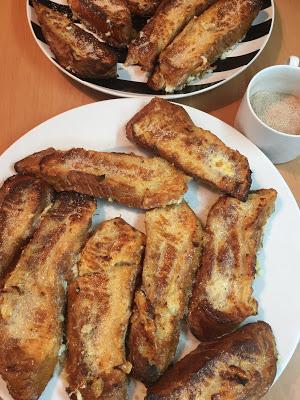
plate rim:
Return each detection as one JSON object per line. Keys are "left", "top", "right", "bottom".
{"left": 26, "top": 0, "right": 275, "bottom": 99}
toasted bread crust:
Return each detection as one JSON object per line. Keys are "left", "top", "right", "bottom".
{"left": 0, "top": 193, "right": 96, "bottom": 400}
{"left": 0, "top": 175, "right": 52, "bottom": 283}
{"left": 126, "top": 98, "right": 251, "bottom": 201}
{"left": 126, "top": 0, "right": 217, "bottom": 71}
{"left": 146, "top": 322, "right": 277, "bottom": 399}
{"left": 149, "top": 0, "right": 262, "bottom": 91}
{"left": 15, "top": 148, "right": 189, "bottom": 209}
{"left": 68, "top": 0, "right": 133, "bottom": 47}
{"left": 127, "top": 0, "right": 161, "bottom": 16}
{"left": 14, "top": 148, "right": 56, "bottom": 178}
{"left": 128, "top": 202, "right": 203, "bottom": 384}
{"left": 33, "top": 0, "right": 117, "bottom": 79}
{"left": 188, "top": 189, "right": 277, "bottom": 341}
{"left": 66, "top": 218, "right": 145, "bottom": 400}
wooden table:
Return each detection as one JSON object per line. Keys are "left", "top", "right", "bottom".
{"left": 1, "top": 0, "right": 299, "bottom": 399}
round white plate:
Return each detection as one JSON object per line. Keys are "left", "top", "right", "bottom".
{"left": 27, "top": 0, "right": 274, "bottom": 99}
{"left": 0, "top": 98, "right": 300, "bottom": 399}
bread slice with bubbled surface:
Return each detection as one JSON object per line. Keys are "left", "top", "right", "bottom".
{"left": 126, "top": 97, "right": 251, "bottom": 201}
{"left": 128, "top": 202, "right": 203, "bottom": 384}
{"left": 188, "top": 188, "right": 277, "bottom": 341}
{"left": 146, "top": 321, "right": 277, "bottom": 400}
{"left": 33, "top": 0, "right": 117, "bottom": 79}
{"left": 66, "top": 217, "right": 145, "bottom": 399}
{"left": 0, "top": 192, "right": 96, "bottom": 400}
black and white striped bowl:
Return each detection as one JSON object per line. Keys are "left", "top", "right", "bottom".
{"left": 27, "top": 0, "right": 274, "bottom": 99}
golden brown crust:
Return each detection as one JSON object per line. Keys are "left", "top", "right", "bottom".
{"left": 146, "top": 321, "right": 277, "bottom": 400}
{"left": 33, "top": 0, "right": 117, "bottom": 79}
{"left": 126, "top": 98, "right": 251, "bottom": 201}
{"left": 68, "top": 0, "right": 133, "bottom": 47}
{"left": 0, "top": 192, "right": 96, "bottom": 400}
{"left": 66, "top": 218, "right": 145, "bottom": 400}
{"left": 78, "top": 217, "right": 145, "bottom": 277}
{"left": 14, "top": 148, "right": 56, "bottom": 177}
{"left": 127, "top": 0, "right": 162, "bottom": 16}
{"left": 16, "top": 148, "right": 189, "bottom": 209}
{"left": 0, "top": 175, "right": 52, "bottom": 284}
{"left": 188, "top": 189, "right": 277, "bottom": 341}
{"left": 126, "top": 0, "right": 217, "bottom": 71}
{"left": 149, "top": 0, "right": 262, "bottom": 91}
{"left": 128, "top": 202, "right": 203, "bottom": 384}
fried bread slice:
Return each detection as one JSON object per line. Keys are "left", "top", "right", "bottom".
{"left": 146, "top": 321, "right": 277, "bottom": 400}
{"left": 149, "top": 0, "right": 262, "bottom": 91}
{"left": 15, "top": 148, "right": 56, "bottom": 178}
{"left": 15, "top": 148, "right": 190, "bottom": 209}
{"left": 127, "top": 0, "right": 162, "bottom": 16}
{"left": 128, "top": 202, "right": 203, "bottom": 384}
{"left": 0, "top": 175, "right": 52, "bottom": 284}
{"left": 66, "top": 218, "right": 145, "bottom": 399}
{"left": 188, "top": 189, "right": 277, "bottom": 341}
{"left": 0, "top": 193, "right": 96, "bottom": 400}
{"left": 68, "top": 0, "right": 133, "bottom": 48}
{"left": 126, "top": 98, "right": 251, "bottom": 201}
{"left": 126, "top": 0, "right": 217, "bottom": 72}
{"left": 33, "top": 0, "right": 117, "bottom": 79}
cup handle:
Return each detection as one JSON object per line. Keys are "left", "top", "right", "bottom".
{"left": 287, "top": 55, "right": 300, "bottom": 67}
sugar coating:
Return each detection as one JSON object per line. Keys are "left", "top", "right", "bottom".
{"left": 250, "top": 90, "right": 300, "bottom": 135}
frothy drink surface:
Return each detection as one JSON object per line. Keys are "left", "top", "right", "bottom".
{"left": 250, "top": 90, "right": 300, "bottom": 135}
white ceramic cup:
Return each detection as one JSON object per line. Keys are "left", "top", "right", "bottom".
{"left": 234, "top": 56, "right": 300, "bottom": 164}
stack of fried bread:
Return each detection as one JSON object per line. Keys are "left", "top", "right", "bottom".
{"left": 32, "top": 0, "right": 263, "bottom": 91}
{"left": 0, "top": 98, "right": 278, "bottom": 399}
{"left": 32, "top": 0, "right": 118, "bottom": 79}
{"left": 148, "top": 0, "right": 262, "bottom": 92}
{"left": 0, "top": 192, "right": 96, "bottom": 399}
{"left": 126, "top": 0, "right": 217, "bottom": 72}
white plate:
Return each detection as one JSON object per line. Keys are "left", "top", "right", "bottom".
{"left": 0, "top": 98, "right": 300, "bottom": 399}
{"left": 27, "top": 0, "right": 274, "bottom": 99}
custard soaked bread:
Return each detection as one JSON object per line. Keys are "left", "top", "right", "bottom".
{"left": 0, "top": 175, "right": 52, "bottom": 283}
{"left": 15, "top": 148, "right": 56, "bottom": 178}
{"left": 149, "top": 0, "right": 262, "bottom": 92}
{"left": 127, "top": 0, "right": 162, "bottom": 16}
{"left": 0, "top": 193, "right": 96, "bottom": 400}
{"left": 128, "top": 202, "right": 203, "bottom": 384}
{"left": 68, "top": 0, "right": 133, "bottom": 47}
{"left": 188, "top": 189, "right": 277, "bottom": 341}
{"left": 33, "top": 0, "right": 117, "bottom": 79}
{"left": 15, "top": 148, "right": 189, "bottom": 209}
{"left": 66, "top": 218, "right": 145, "bottom": 399}
{"left": 126, "top": 98, "right": 251, "bottom": 201}
{"left": 146, "top": 322, "right": 277, "bottom": 400}
{"left": 126, "top": 0, "right": 217, "bottom": 72}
